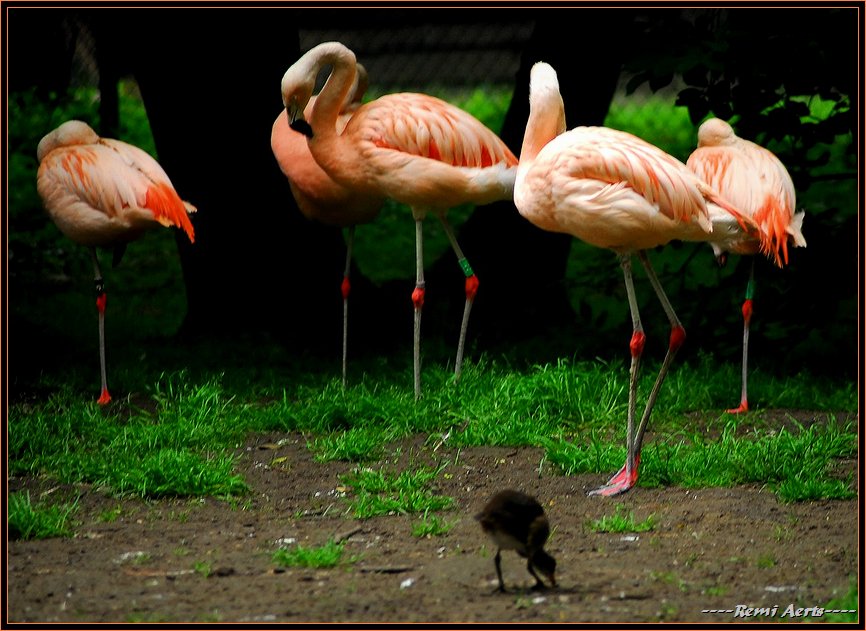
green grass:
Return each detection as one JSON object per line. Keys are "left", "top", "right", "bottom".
{"left": 9, "top": 376, "right": 249, "bottom": 499}
{"left": 8, "top": 352, "right": 856, "bottom": 502}
{"left": 412, "top": 511, "right": 457, "bottom": 537}
{"left": 589, "top": 504, "right": 656, "bottom": 533}
{"left": 272, "top": 539, "right": 356, "bottom": 569}
{"left": 547, "top": 415, "right": 855, "bottom": 503}
{"left": 810, "top": 577, "right": 859, "bottom": 623}
{"left": 8, "top": 492, "right": 78, "bottom": 540}
{"left": 339, "top": 465, "right": 454, "bottom": 519}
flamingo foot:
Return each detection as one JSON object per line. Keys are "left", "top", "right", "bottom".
{"left": 726, "top": 401, "right": 749, "bottom": 414}
{"left": 97, "top": 387, "right": 112, "bottom": 406}
{"left": 587, "top": 460, "right": 640, "bottom": 497}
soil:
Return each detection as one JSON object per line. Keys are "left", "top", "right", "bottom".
{"left": 7, "top": 409, "right": 858, "bottom": 624}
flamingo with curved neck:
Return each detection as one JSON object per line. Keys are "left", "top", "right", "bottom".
{"left": 272, "top": 62, "right": 384, "bottom": 387}
{"left": 281, "top": 41, "right": 518, "bottom": 399}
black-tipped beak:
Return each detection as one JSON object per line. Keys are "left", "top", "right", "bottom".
{"left": 290, "top": 117, "right": 314, "bottom": 138}
{"left": 288, "top": 105, "right": 314, "bottom": 138}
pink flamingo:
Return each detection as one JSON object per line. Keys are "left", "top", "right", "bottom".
{"left": 687, "top": 118, "right": 806, "bottom": 413}
{"left": 271, "top": 62, "right": 384, "bottom": 387}
{"left": 514, "top": 63, "right": 765, "bottom": 496}
{"left": 280, "top": 41, "right": 518, "bottom": 399}
{"left": 36, "top": 120, "right": 196, "bottom": 405}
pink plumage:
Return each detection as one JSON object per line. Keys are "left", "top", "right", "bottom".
{"left": 687, "top": 117, "right": 806, "bottom": 413}
{"left": 36, "top": 120, "right": 196, "bottom": 404}
{"left": 280, "top": 42, "right": 517, "bottom": 398}
{"left": 687, "top": 117, "right": 805, "bottom": 267}
{"left": 514, "top": 62, "right": 755, "bottom": 496}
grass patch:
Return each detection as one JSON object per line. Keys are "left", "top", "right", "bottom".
{"left": 810, "top": 577, "right": 859, "bottom": 622}
{"left": 8, "top": 492, "right": 78, "bottom": 540}
{"left": 9, "top": 351, "right": 855, "bottom": 503}
{"left": 589, "top": 504, "right": 656, "bottom": 533}
{"left": 8, "top": 376, "right": 248, "bottom": 499}
{"left": 340, "top": 465, "right": 453, "bottom": 519}
{"left": 547, "top": 415, "right": 855, "bottom": 502}
{"left": 272, "top": 539, "right": 355, "bottom": 569}
{"left": 412, "top": 511, "right": 457, "bottom": 538}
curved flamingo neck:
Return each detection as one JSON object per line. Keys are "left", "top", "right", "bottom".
{"left": 308, "top": 44, "right": 358, "bottom": 142}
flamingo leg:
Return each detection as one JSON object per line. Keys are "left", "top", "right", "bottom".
{"left": 437, "top": 214, "right": 479, "bottom": 381}
{"left": 341, "top": 226, "right": 356, "bottom": 389}
{"left": 90, "top": 248, "right": 111, "bottom": 405}
{"left": 412, "top": 215, "right": 426, "bottom": 400}
{"left": 727, "top": 257, "right": 755, "bottom": 414}
{"left": 589, "top": 254, "right": 644, "bottom": 496}
{"left": 631, "top": 250, "right": 685, "bottom": 458}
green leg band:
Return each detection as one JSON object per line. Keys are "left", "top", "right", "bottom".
{"left": 459, "top": 258, "right": 474, "bottom": 278}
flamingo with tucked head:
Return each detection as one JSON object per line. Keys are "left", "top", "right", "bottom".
{"left": 514, "top": 63, "right": 766, "bottom": 496}
{"left": 36, "top": 120, "right": 196, "bottom": 405}
{"left": 687, "top": 118, "right": 806, "bottom": 413}
{"left": 280, "top": 41, "right": 518, "bottom": 399}
{"left": 271, "top": 62, "right": 384, "bottom": 387}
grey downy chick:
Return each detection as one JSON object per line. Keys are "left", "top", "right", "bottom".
{"left": 476, "top": 489, "right": 557, "bottom": 592}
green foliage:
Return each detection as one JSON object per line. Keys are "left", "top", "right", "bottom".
{"left": 8, "top": 492, "right": 78, "bottom": 540}
{"left": 412, "top": 511, "right": 456, "bottom": 537}
{"left": 589, "top": 504, "right": 656, "bottom": 533}
{"left": 272, "top": 539, "right": 355, "bottom": 569}
{"left": 8, "top": 377, "right": 248, "bottom": 498}
{"left": 340, "top": 465, "right": 453, "bottom": 519}
{"left": 547, "top": 415, "right": 856, "bottom": 502}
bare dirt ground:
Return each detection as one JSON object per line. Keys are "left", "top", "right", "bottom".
{"left": 8, "top": 410, "right": 858, "bottom": 624}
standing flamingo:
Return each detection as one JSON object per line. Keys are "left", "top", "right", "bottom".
{"left": 687, "top": 118, "right": 806, "bottom": 413}
{"left": 36, "top": 120, "right": 196, "bottom": 405}
{"left": 514, "top": 63, "right": 764, "bottom": 496}
{"left": 280, "top": 42, "right": 518, "bottom": 399}
{"left": 271, "top": 63, "right": 384, "bottom": 387}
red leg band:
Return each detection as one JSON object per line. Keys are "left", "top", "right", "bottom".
{"left": 341, "top": 276, "right": 351, "bottom": 300}
{"left": 630, "top": 331, "right": 646, "bottom": 357}
{"left": 465, "top": 274, "right": 479, "bottom": 301}
{"left": 742, "top": 299, "right": 753, "bottom": 324}
{"left": 412, "top": 287, "right": 425, "bottom": 309}
{"left": 669, "top": 325, "right": 686, "bottom": 352}
{"left": 96, "top": 293, "right": 107, "bottom": 314}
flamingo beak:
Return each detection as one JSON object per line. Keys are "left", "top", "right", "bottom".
{"left": 288, "top": 104, "right": 314, "bottom": 138}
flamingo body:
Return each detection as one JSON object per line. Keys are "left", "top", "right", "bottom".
{"left": 36, "top": 120, "right": 196, "bottom": 404}
{"left": 37, "top": 121, "right": 195, "bottom": 247}
{"left": 687, "top": 118, "right": 805, "bottom": 413}
{"left": 271, "top": 63, "right": 384, "bottom": 386}
{"left": 514, "top": 63, "right": 756, "bottom": 496}
{"left": 281, "top": 42, "right": 517, "bottom": 398}
{"left": 271, "top": 64, "right": 383, "bottom": 227}
{"left": 687, "top": 117, "right": 805, "bottom": 266}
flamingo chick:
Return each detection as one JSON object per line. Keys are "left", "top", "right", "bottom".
{"left": 514, "top": 63, "right": 761, "bottom": 496}
{"left": 36, "top": 120, "right": 196, "bottom": 405}
{"left": 271, "top": 62, "right": 384, "bottom": 387}
{"left": 687, "top": 118, "right": 806, "bottom": 413}
{"left": 280, "top": 41, "right": 518, "bottom": 400}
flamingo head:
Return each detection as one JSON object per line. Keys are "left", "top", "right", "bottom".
{"left": 281, "top": 62, "right": 316, "bottom": 138}
{"left": 37, "top": 120, "right": 100, "bottom": 162}
{"left": 697, "top": 118, "right": 737, "bottom": 147}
